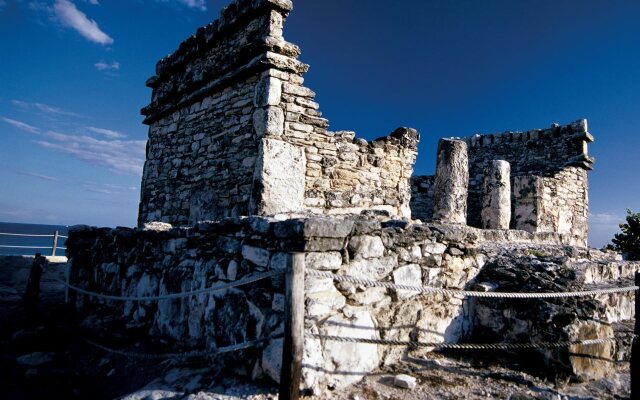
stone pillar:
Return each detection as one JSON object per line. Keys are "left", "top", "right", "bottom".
{"left": 432, "top": 139, "right": 468, "bottom": 224}
{"left": 481, "top": 160, "right": 511, "bottom": 229}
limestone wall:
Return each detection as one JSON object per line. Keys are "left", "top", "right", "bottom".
{"left": 66, "top": 219, "right": 307, "bottom": 383}
{"left": 139, "top": 0, "right": 297, "bottom": 226}
{"left": 513, "top": 167, "right": 588, "bottom": 245}
{"left": 139, "top": 0, "right": 419, "bottom": 226}
{"left": 66, "top": 217, "right": 489, "bottom": 391}
{"left": 465, "top": 120, "right": 593, "bottom": 230}
{"left": 410, "top": 175, "right": 434, "bottom": 221}
{"left": 410, "top": 120, "right": 592, "bottom": 244}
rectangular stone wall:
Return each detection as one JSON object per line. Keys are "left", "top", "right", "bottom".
{"left": 513, "top": 167, "right": 588, "bottom": 246}
{"left": 66, "top": 218, "right": 306, "bottom": 383}
{"left": 139, "top": 0, "right": 420, "bottom": 225}
{"left": 410, "top": 175, "right": 435, "bottom": 221}
{"left": 256, "top": 68, "right": 420, "bottom": 219}
{"left": 66, "top": 215, "right": 579, "bottom": 392}
{"left": 139, "top": 0, "right": 295, "bottom": 226}
{"left": 464, "top": 120, "right": 593, "bottom": 229}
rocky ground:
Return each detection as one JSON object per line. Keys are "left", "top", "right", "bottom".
{"left": 0, "top": 256, "right": 632, "bottom": 399}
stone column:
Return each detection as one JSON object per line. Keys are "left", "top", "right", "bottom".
{"left": 432, "top": 139, "right": 468, "bottom": 224}
{"left": 481, "top": 160, "right": 511, "bottom": 229}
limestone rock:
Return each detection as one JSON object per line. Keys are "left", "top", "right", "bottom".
{"left": 251, "top": 138, "right": 305, "bottom": 216}
{"left": 142, "top": 221, "right": 172, "bottom": 231}
{"left": 392, "top": 264, "right": 421, "bottom": 299}
{"left": 261, "top": 338, "right": 283, "bottom": 384}
{"left": 481, "top": 160, "right": 511, "bottom": 229}
{"left": 320, "top": 308, "right": 379, "bottom": 388}
{"left": 345, "top": 255, "right": 398, "bottom": 280}
{"left": 348, "top": 235, "right": 385, "bottom": 259}
{"left": 432, "top": 139, "right": 468, "bottom": 224}
{"left": 393, "top": 374, "right": 417, "bottom": 390}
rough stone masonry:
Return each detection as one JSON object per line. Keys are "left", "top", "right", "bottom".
{"left": 64, "top": 0, "right": 638, "bottom": 396}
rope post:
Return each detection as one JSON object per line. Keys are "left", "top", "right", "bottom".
{"left": 279, "top": 252, "right": 305, "bottom": 400}
{"left": 631, "top": 271, "right": 640, "bottom": 399}
{"left": 51, "top": 230, "right": 59, "bottom": 257}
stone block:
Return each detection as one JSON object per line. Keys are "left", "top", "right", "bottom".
{"left": 254, "top": 76, "right": 282, "bottom": 107}
{"left": 303, "top": 218, "right": 354, "bottom": 238}
{"left": 251, "top": 138, "right": 305, "bottom": 216}
{"left": 305, "top": 251, "right": 343, "bottom": 270}
{"left": 348, "top": 235, "right": 385, "bottom": 259}
{"left": 242, "top": 245, "right": 271, "bottom": 267}
{"left": 253, "top": 107, "right": 284, "bottom": 137}
{"left": 392, "top": 264, "right": 422, "bottom": 299}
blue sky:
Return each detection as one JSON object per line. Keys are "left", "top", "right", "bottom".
{"left": 0, "top": 0, "right": 638, "bottom": 247}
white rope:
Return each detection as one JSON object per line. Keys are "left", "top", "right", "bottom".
{"left": 56, "top": 269, "right": 283, "bottom": 301}
{"left": 78, "top": 332, "right": 284, "bottom": 359}
{"left": 0, "top": 232, "right": 55, "bottom": 237}
{"left": 307, "top": 270, "right": 639, "bottom": 299}
{"left": 307, "top": 333, "right": 621, "bottom": 350}
{"left": 0, "top": 245, "right": 54, "bottom": 249}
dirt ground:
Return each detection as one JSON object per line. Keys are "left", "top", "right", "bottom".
{"left": 0, "top": 256, "right": 631, "bottom": 400}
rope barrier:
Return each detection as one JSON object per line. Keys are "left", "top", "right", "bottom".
{"left": 0, "top": 232, "right": 56, "bottom": 237}
{"left": 0, "top": 245, "right": 56, "bottom": 249}
{"left": 76, "top": 332, "right": 284, "bottom": 360}
{"left": 307, "top": 333, "right": 621, "bottom": 350}
{"left": 55, "top": 269, "right": 283, "bottom": 301}
{"left": 307, "top": 269, "right": 639, "bottom": 299}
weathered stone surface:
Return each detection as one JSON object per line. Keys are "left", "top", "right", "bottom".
{"left": 261, "top": 338, "right": 283, "bottom": 383}
{"left": 305, "top": 251, "right": 342, "bottom": 270}
{"left": 392, "top": 264, "right": 421, "bottom": 299}
{"left": 251, "top": 138, "right": 305, "bottom": 216}
{"left": 253, "top": 107, "right": 284, "bottom": 137}
{"left": 345, "top": 255, "right": 398, "bottom": 280}
{"left": 432, "top": 139, "right": 468, "bottom": 224}
{"left": 254, "top": 76, "right": 282, "bottom": 107}
{"left": 481, "top": 160, "right": 511, "bottom": 229}
{"left": 241, "top": 245, "right": 270, "bottom": 267}
{"left": 320, "top": 308, "right": 379, "bottom": 389}
{"left": 393, "top": 374, "right": 417, "bottom": 390}
{"left": 348, "top": 235, "right": 385, "bottom": 259}
{"left": 303, "top": 218, "right": 354, "bottom": 238}
{"left": 142, "top": 221, "right": 173, "bottom": 231}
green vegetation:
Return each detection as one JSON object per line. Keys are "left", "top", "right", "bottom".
{"left": 527, "top": 249, "right": 550, "bottom": 258}
{"left": 606, "top": 209, "right": 640, "bottom": 260}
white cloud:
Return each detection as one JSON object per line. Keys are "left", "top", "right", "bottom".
{"left": 87, "top": 0, "right": 99, "bottom": 5}
{"left": 94, "top": 60, "right": 120, "bottom": 71}
{"left": 53, "top": 0, "right": 113, "bottom": 45}
{"left": 87, "top": 126, "right": 126, "bottom": 139}
{"left": 34, "top": 131, "right": 146, "bottom": 175}
{"left": 16, "top": 170, "right": 58, "bottom": 181}
{"left": 179, "top": 0, "right": 206, "bottom": 10}
{"left": 82, "top": 181, "right": 138, "bottom": 195}
{"left": 589, "top": 212, "right": 624, "bottom": 249}
{"left": 12, "top": 99, "right": 81, "bottom": 117}
{"left": 1, "top": 117, "right": 41, "bottom": 134}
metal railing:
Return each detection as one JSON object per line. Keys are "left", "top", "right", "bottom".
{"left": 0, "top": 230, "right": 67, "bottom": 256}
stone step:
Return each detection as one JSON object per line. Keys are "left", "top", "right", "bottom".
{"left": 587, "top": 279, "right": 636, "bottom": 324}
{"left": 571, "top": 259, "right": 640, "bottom": 285}
{"left": 611, "top": 320, "right": 634, "bottom": 362}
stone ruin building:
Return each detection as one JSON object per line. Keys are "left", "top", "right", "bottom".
{"left": 65, "top": 0, "right": 637, "bottom": 394}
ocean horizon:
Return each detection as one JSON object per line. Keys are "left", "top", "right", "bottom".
{"left": 0, "top": 222, "right": 70, "bottom": 257}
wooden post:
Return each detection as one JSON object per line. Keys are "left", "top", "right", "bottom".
{"left": 279, "top": 252, "right": 305, "bottom": 400}
{"left": 631, "top": 271, "right": 640, "bottom": 399}
{"left": 51, "top": 230, "right": 59, "bottom": 257}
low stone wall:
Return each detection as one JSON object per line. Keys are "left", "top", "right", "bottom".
{"left": 66, "top": 216, "right": 634, "bottom": 393}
